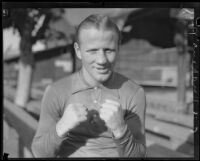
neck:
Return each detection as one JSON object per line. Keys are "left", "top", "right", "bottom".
{"left": 80, "top": 68, "right": 100, "bottom": 87}
{"left": 80, "top": 67, "right": 114, "bottom": 87}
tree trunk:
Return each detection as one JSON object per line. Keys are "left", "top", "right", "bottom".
{"left": 14, "top": 23, "right": 35, "bottom": 108}
{"left": 15, "top": 62, "right": 33, "bottom": 108}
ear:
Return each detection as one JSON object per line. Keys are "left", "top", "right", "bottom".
{"left": 74, "top": 42, "right": 82, "bottom": 60}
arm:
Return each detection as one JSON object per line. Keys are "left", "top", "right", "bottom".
{"left": 113, "top": 87, "right": 147, "bottom": 157}
{"left": 31, "top": 85, "right": 66, "bottom": 157}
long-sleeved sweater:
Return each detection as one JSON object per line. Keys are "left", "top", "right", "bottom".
{"left": 31, "top": 70, "right": 147, "bottom": 157}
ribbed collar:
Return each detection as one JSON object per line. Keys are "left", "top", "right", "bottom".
{"left": 71, "top": 69, "right": 116, "bottom": 94}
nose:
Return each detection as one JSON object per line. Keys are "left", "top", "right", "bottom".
{"left": 96, "top": 51, "right": 107, "bottom": 65}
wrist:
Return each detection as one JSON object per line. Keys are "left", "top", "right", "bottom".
{"left": 112, "top": 124, "right": 127, "bottom": 139}
{"left": 56, "top": 119, "right": 70, "bottom": 138}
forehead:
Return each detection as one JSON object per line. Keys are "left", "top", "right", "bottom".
{"left": 79, "top": 27, "right": 118, "bottom": 44}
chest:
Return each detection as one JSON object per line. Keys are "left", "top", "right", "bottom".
{"left": 64, "top": 88, "right": 121, "bottom": 138}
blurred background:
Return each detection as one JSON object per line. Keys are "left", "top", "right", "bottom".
{"left": 3, "top": 7, "right": 196, "bottom": 158}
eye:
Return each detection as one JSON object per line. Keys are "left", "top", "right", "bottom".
{"left": 105, "top": 49, "right": 111, "bottom": 53}
{"left": 105, "top": 49, "right": 115, "bottom": 54}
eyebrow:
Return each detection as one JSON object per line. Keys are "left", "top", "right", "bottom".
{"left": 104, "top": 48, "right": 116, "bottom": 51}
{"left": 86, "top": 48, "right": 116, "bottom": 52}
{"left": 86, "top": 49, "right": 98, "bottom": 52}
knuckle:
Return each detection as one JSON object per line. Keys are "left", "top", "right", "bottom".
{"left": 116, "top": 106, "right": 120, "bottom": 111}
{"left": 116, "top": 108, "right": 120, "bottom": 113}
{"left": 100, "top": 114, "right": 105, "bottom": 120}
{"left": 110, "top": 110, "right": 114, "bottom": 115}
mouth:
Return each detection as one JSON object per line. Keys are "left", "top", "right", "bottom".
{"left": 95, "top": 67, "right": 109, "bottom": 74}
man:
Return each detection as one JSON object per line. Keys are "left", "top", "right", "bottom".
{"left": 31, "top": 14, "right": 147, "bottom": 158}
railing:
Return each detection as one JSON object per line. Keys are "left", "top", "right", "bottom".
{"left": 4, "top": 45, "right": 72, "bottom": 63}
{"left": 4, "top": 98, "right": 38, "bottom": 157}
{"left": 4, "top": 44, "right": 76, "bottom": 74}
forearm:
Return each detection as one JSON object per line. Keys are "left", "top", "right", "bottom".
{"left": 113, "top": 125, "right": 147, "bottom": 157}
{"left": 114, "top": 86, "right": 147, "bottom": 157}
{"left": 31, "top": 85, "right": 68, "bottom": 157}
{"left": 31, "top": 125, "right": 66, "bottom": 157}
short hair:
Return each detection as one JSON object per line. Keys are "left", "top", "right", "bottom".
{"left": 75, "top": 14, "right": 121, "bottom": 45}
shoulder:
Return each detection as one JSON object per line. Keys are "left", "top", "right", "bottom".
{"left": 114, "top": 72, "right": 144, "bottom": 96}
{"left": 46, "top": 72, "right": 76, "bottom": 95}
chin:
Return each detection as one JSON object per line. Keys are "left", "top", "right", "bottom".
{"left": 95, "top": 72, "right": 112, "bottom": 83}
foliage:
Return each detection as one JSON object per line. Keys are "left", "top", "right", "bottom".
{"left": 3, "top": 8, "right": 67, "bottom": 46}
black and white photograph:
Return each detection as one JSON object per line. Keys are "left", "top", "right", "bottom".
{"left": 2, "top": 2, "right": 199, "bottom": 159}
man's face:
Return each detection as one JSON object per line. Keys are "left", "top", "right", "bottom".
{"left": 75, "top": 27, "right": 119, "bottom": 84}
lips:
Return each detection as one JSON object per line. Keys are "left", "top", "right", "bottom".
{"left": 95, "top": 67, "right": 109, "bottom": 74}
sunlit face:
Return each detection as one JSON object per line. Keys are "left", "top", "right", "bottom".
{"left": 74, "top": 27, "right": 119, "bottom": 85}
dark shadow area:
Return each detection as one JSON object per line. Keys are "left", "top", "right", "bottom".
{"left": 121, "top": 8, "right": 177, "bottom": 48}
{"left": 58, "top": 109, "right": 107, "bottom": 157}
{"left": 57, "top": 108, "right": 143, "bottom": 157}
{"left": 175, "top": 133, "right": 194, "bottom": 156}
{"left": 121, "top": 8, "right": 193, "bottom": 50}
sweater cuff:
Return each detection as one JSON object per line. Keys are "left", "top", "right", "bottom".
{"left": 52, "top": 125, "right": 69, "bottom": 145}
{"left": 113, "top": 125, "right": 132, "bottom": 145}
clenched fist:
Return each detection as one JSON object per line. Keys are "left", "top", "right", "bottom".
{"left": 99, "top": 99, "right": 127, "bottom": 138}
{"left": 56, "top": 103, "right": 88, "bottom": 138}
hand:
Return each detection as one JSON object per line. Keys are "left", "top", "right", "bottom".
{"left": 56, "top": 103, "right": 88, "bottom": 137}
{"left": 99, "top": 99, "right": 126, "bottom": 138}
